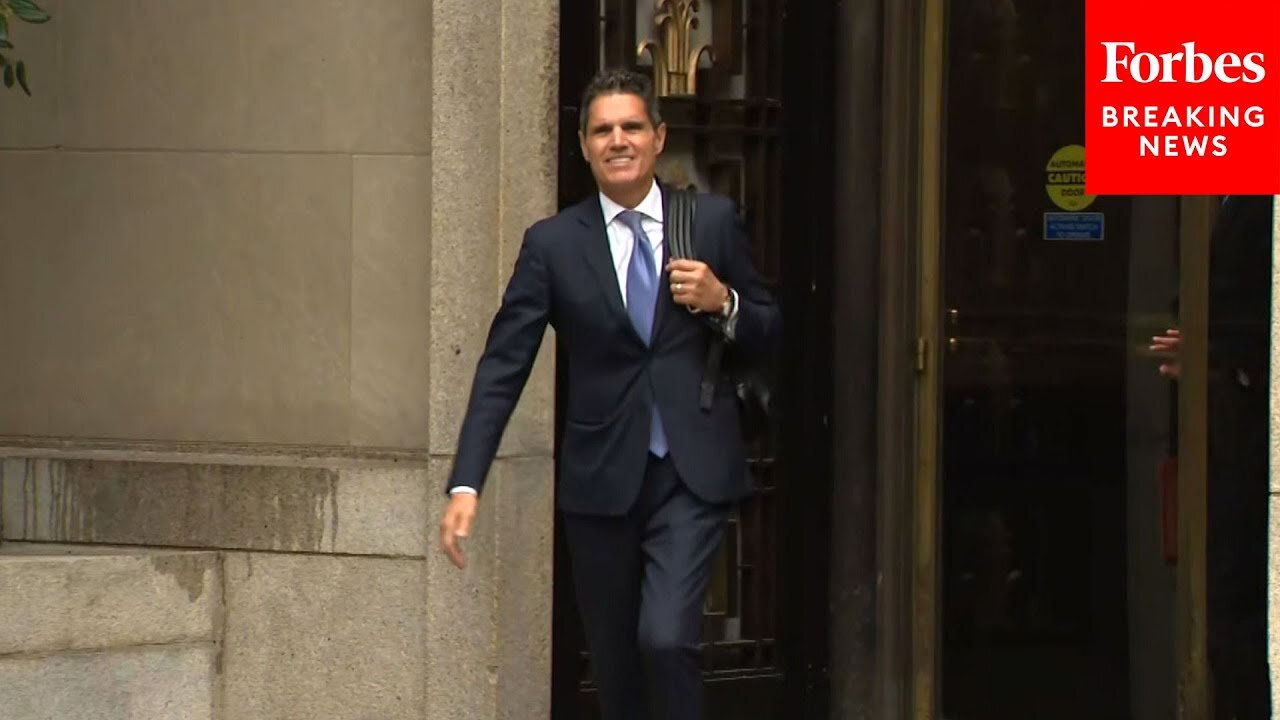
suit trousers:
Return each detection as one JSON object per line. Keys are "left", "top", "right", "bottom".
{"left": 562, "top": 454, "right": 728, "bottom": 720}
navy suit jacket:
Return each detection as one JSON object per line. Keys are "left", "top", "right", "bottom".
{"left": 445, "top": 186, "right": 782, "bottom": 516}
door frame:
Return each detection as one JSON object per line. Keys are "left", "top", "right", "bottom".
{"left": 874, "top": 0, "right": 945, "bottom": 716}
{"left": 910, "top": 0, "right": 946, "bottom": 716}
{"left": 1174, "top": 195, "right": 1215, "bottom": 719}
{"left": 882, "top": 1, "right": 1216, "bottom": 718}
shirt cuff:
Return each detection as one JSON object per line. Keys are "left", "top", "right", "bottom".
{"left": 722, "top": 288, "right": 740, "bottom": 341}
{"left": 449, "top": 486, "right": 478, "bottom": 496}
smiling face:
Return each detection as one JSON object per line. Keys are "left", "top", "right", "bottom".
{"left": 578, "top": 91, "right": 667, "bottom": 208}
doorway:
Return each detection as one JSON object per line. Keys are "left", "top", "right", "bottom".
{"left": 928, "top": 1, "right": 1198, "bottom": 719}
{"left": 550, "top": 2, "right": 837, "bottom": 719}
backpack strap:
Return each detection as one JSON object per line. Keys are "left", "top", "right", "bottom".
{"left": 664, "top": 186, "right": 722, "bottom": 413}
{"left": 666, "top": 187, "right": 696, "bottom": 260}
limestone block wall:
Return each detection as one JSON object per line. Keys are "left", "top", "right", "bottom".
{"left": 0, "top": 1, "right": 559, "bottom": 718}
{"left": 0, "top": 545, "right": 221, "bottom": 720}
{"left": 1271, "top": 198, "right": 1280, "bottom": 713}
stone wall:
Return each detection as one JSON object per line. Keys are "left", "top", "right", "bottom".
{"left": 0, "top": 545, "right": 221, "bottom": 720}
{"left": 1270, "top": 198, "right": 1280, "bottom": 714}
{"left": 0, "top": 1, "right": 559, "bottom": 718}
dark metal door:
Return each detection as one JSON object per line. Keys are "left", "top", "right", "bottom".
{"left": 552, "top": 1, "right": 836, "bottom": 718}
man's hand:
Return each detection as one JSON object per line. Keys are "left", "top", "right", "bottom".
{"left": 1149, "top": 328, "right": 1181, "bottom": 379}
{"left": 439, "top": 493, "right": 478, "bottom": 569}
{"left": 666, "top": 259, "right": 729, "bottom": 314}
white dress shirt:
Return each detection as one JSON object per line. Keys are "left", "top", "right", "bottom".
{"left": 599, "top": 180, "right": 668, "bottom": 301}
{"left": 450, "top": 180, "right": 737, "bottom": 497}
{"left": 598, "top": 180, "right": 738, "bottom": 329}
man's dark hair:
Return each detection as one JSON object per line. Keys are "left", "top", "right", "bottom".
{"left": 578, "top": 69, "right": 663, "bottom": 134}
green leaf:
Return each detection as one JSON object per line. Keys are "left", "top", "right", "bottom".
{"left": 16, "top": 58, "right": 28, "bottom": 94}
{"left": 0, "top": 40, "right": 12, "bottom": 50}
{"left": 3, "top": 63, "right": 13, "bottom": 88}
{"left": 9, "top": 0, "right": 50, "bottom": 23}
{"left": 0, "top": 53, "right": 7, "bottom": 67}
{"left": 0, "top": 15, "right": 9, "bottom": 43}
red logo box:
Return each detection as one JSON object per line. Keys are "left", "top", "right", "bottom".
{"left": 1085, "top": 0, "right": 1280, "bottom": 195}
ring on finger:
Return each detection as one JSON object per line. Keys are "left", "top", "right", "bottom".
{"left": 674, "top": 282, "right": 684, "bottom": 292}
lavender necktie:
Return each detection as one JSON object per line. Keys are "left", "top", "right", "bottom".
{"left": 617, "top": 210, "right": 668, "bottom": 457}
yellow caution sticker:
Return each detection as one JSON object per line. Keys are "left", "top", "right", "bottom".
{"left": 1045, "top": 144, "right": 1096, "bottom": 211}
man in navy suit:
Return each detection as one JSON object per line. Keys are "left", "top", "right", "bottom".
{"left": 437, "top": 69, "right": 781, "bottom": 719}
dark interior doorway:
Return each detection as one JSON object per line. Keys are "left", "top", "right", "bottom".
{"left": 937, "top": 2, "right": 1181, "bottom": 718}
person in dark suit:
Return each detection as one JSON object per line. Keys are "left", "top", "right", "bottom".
{"left": 437, "top": 68, "right": 781, "bottom": 720}
{"left": 1203, "top": 194, "right": 1272, "bottom": 720}
{"left": 1150, "top": 194, "right": 1273, "bottom": 720}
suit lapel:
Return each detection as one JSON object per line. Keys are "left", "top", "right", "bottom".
{"left": 573, "top": 185, "right": 688, "bottom": 346}
{"left": 574, "top": 197, "right": 645, "bottom": 344}
{"left": 1213, "top": 194, "right": 1241, "bottom": 245}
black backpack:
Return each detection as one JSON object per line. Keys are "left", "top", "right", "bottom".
{"left": 664, "top": 187, "right": 776, "bottom": 431}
